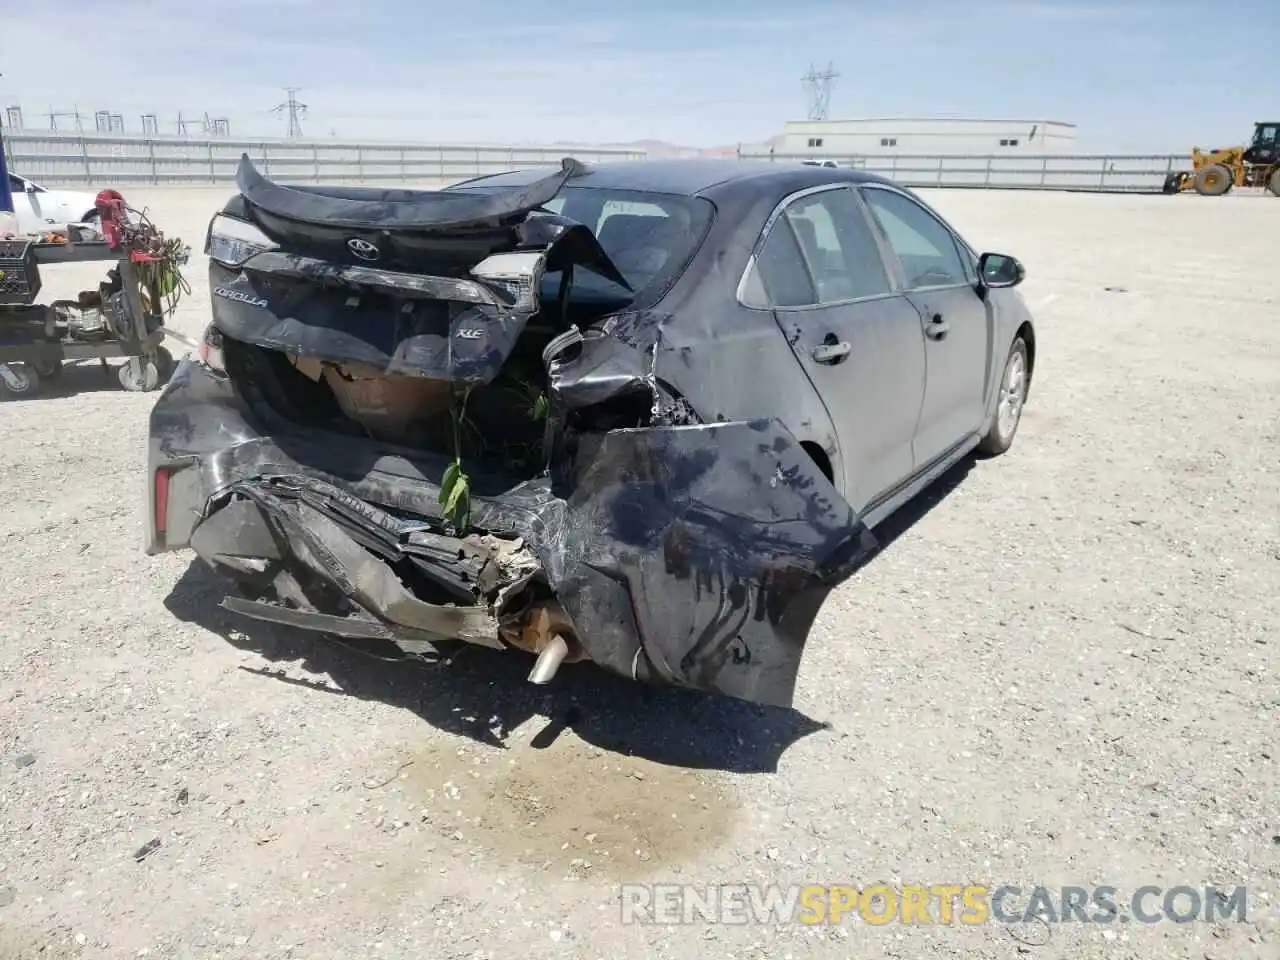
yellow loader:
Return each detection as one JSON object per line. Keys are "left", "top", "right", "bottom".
{"left": 1163, "top": 122, "right": 1280, "bottom": 196}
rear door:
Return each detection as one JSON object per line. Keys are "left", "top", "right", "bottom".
{"left": 739, "top": 184, "right": 927, "bottom": 514}
{"left": 861, "top": 185, "right": 990, "bottom": 469}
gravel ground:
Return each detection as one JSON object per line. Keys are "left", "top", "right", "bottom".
{"left": 0, "top": 185, "right": 1276, "bottom": 960}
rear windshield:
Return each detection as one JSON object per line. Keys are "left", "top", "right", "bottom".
{"left": 456, "top": 184, "right": 714, "bottom": 305}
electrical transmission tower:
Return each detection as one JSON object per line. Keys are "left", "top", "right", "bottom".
{"left": 200, "top": 113, "right": 227, "bottom": 137}
{"left": 141, "top": 114, "right": 159, "bottom": 136}
{"left": 802, "top": 62, "right": 839, "bottom": 121}
{"left": 271, "top": 87, "right": 307, "bottom": 138}
{"left": 47, "top": 105, "right": 85, "bottom": 133}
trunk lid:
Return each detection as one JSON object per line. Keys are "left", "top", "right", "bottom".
{"left": 212, "top": 154, "right": 630, "bottom": 385}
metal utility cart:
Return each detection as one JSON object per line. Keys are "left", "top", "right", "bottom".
{"left": 0, "top": 222, "right": 186, "bottom": 399}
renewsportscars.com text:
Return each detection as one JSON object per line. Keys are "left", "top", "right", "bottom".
{"left": 619, "top": 883, "right": 1249, "bottom": 926}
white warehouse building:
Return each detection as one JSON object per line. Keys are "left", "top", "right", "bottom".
{"left": 781, "top": 118, "right": 1076, "bottom": 155}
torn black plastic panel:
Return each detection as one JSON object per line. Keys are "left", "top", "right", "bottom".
{"left": 549, "top": 419, "right": 879, "bottom": 705}
{"left": 236, "top": 153, "right": 589, "bottom": 230}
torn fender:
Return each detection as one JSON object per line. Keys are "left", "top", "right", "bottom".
{"left": 545, "top": 418, "right": 879, "bottom": 707}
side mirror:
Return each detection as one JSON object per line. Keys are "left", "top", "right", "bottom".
{"left": 978, "top": 252, "right": 1025, "bottom": 289}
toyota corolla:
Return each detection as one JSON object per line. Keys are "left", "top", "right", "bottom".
{"left": 145, "top": 155, "right": 1036, "bottom": 707}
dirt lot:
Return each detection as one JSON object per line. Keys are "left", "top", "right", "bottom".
{"left": 0, "top": 185, "right": 1276, "bottom": 960}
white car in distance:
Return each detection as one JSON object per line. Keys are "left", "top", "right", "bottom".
{"left": 6, "top": 173, "right": 101, "bottom": 234}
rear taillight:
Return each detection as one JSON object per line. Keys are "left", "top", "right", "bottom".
{"left": 197, "top": 324, "right": 226, "bottom": 374}
{"left": 153, "top": 467, "right": 171, "bottom": 538}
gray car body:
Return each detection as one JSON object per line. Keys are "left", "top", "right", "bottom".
{"left": 144, "top": 159, "right": 1037, "bottom": 705}
{"left": 448, "top": 160, "right": 1037, "bottom": 525}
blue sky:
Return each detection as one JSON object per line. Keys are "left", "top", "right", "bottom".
{"left": 2, "top": 0, "right": 1276, "bottom": 150}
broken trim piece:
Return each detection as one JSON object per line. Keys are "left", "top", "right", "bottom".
{"left": 235, "top": 154, "right": 589, "bottom": 230}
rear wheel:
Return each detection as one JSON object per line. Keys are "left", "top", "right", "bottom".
{"left": 1194, "top": 164, "right": 1233, "bottom": 196}
{"left": 1268, "top": 168, "right": 1280, "bottom": 197}
{"left": 978, "top": 337, "right": 1029, "bottom": 456}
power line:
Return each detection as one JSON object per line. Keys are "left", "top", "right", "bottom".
{"left": 802, "top": 62, "right": 839, "bottom": 121}
{"left": 271, "top": 87, "right": 307, "bottom": 139}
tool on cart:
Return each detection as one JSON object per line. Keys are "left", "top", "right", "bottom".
{"left": 0, "top": 194, "right": 191, "bottom": 400}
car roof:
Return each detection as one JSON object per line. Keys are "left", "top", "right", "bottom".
{"left": 449, "top": 158, "right": 894, "bottom": 197}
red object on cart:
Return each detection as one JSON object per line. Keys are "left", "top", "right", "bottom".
{"left": 94, "top": 189, "right": 129, "bottom": 249}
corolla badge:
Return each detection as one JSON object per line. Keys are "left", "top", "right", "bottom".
{"left": 213, "top": 286, "right": 268, "bottom": 308}
{"left": 347, "top": 237, "right": 380, "bottom": 261}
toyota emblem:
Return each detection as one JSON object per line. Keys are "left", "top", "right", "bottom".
{"left": 347, "top": 237, "right": 380, "bottom": 261}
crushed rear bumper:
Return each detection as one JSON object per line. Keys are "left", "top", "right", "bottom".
{"left": 148, "top": 359, "right": 879, "bottom": 707}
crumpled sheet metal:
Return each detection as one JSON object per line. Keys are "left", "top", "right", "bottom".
{"left": 192, "top": 415, "right": 877, "bottom": 707}
{"left": 540, "top": 418, "right": 879, "bottom": 706}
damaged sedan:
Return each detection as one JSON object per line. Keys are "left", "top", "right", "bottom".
{"left": 145, "top": 155, "right": 1037, "bottom": 707}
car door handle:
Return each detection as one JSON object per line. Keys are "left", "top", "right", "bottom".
{"left": 812, "top": 340, "right": 851, "bottom": 364}
{"left": 924, "top": 314, "right": 949, "bottom": 340}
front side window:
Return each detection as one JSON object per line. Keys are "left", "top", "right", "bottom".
{"left": 862, "top": 188, "right": 968, "bottom": 290}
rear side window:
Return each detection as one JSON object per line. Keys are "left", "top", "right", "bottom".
{"left": 452, "top": 184, "right": 713, "bottom": 306}
{"left": 862, "top": 188, "right": 968, "bottom": 290}
{"left": 752, "top": 220, "right": 815, "bottom": 308}
{"left": 742, "top": 187, "right": 891, "bottom": 309}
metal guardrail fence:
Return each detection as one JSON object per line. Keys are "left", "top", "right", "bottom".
{"left": 3, "top": 131, "right": 1189, "bottom": 194}
{"left": 1, "top": 131, "right": 647, "bottom": 186}
{"left": 739, "top": 150, "right": 1186, "bottom": 193}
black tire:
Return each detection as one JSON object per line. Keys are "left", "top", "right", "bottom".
{"left": 1194, "top": 164, "right": 1233, "bottom": 196}
{"left": 32, "top": 357, "right": 63, "bottom": 381}
{"left": 978, "top": 337, "right": 1029, "bottom": 456}
{"left": 1268, "top": 168, "right": 1280, "bottom": 197}
{"left": 152, "top": 345, "right": 176, "bottom": 385}
{"left": 0, "top": 363, "right": 42, "bottom": 400}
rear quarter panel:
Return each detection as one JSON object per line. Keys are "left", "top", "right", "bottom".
{"left": 648, "top": 181, "right": 845, "bottom": 492}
